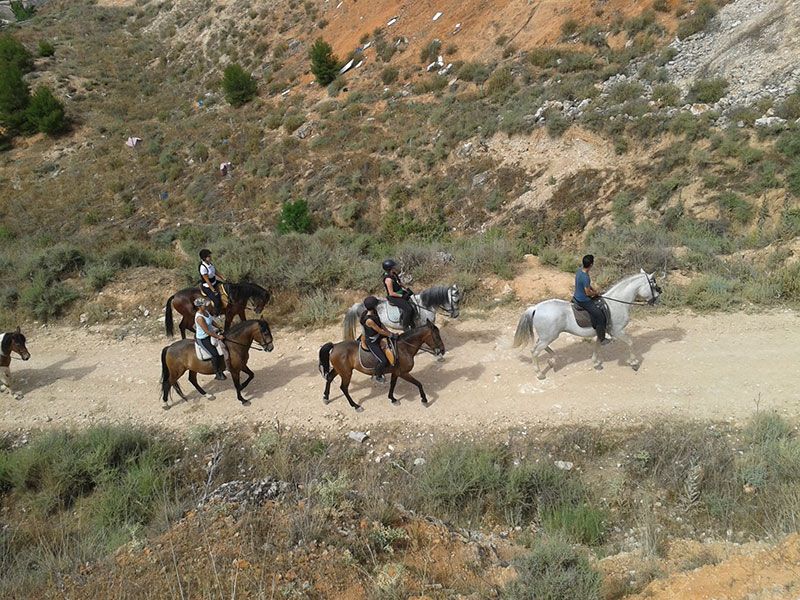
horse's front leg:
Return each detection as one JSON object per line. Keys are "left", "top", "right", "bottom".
{"left": 231, "top": 370, "right": 249, "bottom": 405}
{"left": 388, "top": 373, "right": 400, "bottom": 405}
{"left": 0, "top": 367, "right": 22, "bottom": 400}
{"left": 398, "top": 372, "right": 428, "bottom": 405}
{"left": 614, "top": 330, "right": 639, "bottom": 370}
{"left": 592, "top": 341, "right": 603, "bottom": 370}
{"left": 240, "top": 365, "right": 255, "bottom": 389}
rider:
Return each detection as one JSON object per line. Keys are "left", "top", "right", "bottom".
{"left": 199, "top": 249, "right": 226, "bottom": 316}
{"left": 360, "top": 295, "right": 397, "bottom": 383}
{"left": 574, "top": 254, "right": 610, "bottom": 345}
{"left": 382, "top": 259, "right": 414, "bottom": 330}
{"left": 194, "top": 297, "right": 227, "bottom": 380}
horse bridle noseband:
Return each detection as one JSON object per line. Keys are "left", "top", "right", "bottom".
{"left": 601, "top": 275, "right": 661, "bottom": 306}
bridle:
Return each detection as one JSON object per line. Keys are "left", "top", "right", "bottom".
{"left": 223, "top": 322, "right": 272, "bottom": 351}
{"left": 395, "top": 327, "right": 444, "bottom": 356}
{"left": 410, "top": 286, "right": 460, "bottom": 318}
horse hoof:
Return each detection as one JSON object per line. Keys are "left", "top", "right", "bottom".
{"left": 205, "top": 394, "right": 215, "bottom": 401}
{"left": 436, "top": 357, "right": 445, "bottom": 363}
{"left": 240, "top": 400, "right": 251, "bottom": 407}
{"left": 631, "top": 363, "right": 640, "bottom": 372}
{"left": 421, "top": 399, "right": 429, "bottom": 406}
{"left": 537, "top": 374, "right": 546, "bottom": 381}
{"left": 390, "top": 399, "right": 400, "bottom": 406}
{"left": 354, "top": 405, "right": 364, "bottom": 413}
{"left": 322, "top": 396, "right": 331, "bottom": 405}
{"left": 594, "top": 364, "right": 603, "bottom": 371}
{"left": 162, "top": 403, "right": 171, "bottom": 411}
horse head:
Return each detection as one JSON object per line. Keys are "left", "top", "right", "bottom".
{"left": 6, "top": 327, "right": 30, "bottom": 361}
{"left": 252, "top": 285, "right": 270, "bottom": 314}
{"left": 257, "top": 319, "right": 274, "bottom": 352}
{"left": 639, "top": 269, "right": 662, "bottom": 305}
{"left": 425, "top": 319, "right": 446, "bottom": 357}
{"left": 447, "top": 284, "right": 462, "bottom": 318}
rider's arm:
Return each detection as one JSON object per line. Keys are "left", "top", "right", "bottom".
{"left": 385, "top": 277, "right": 403, "bottom": 297}
{"left": 366, "top": 317, "right": 394, "bottom": 338}
{"left": 216, "top": 269, "right": 225, "bottom": 281}
{"left": 196, "top": 315, "right": 224, "bottom": 340}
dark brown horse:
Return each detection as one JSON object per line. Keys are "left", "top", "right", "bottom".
{"left": 1, "top": 327, "right": 31, "bottom": 400}
{"left": 318, "top": 320, "right": 445, "bottom": 412}
{"left": 160, "top": 319, "right": 273, "bottom": 408}
{"left": 164, "top": 282, "right": 270, "bottom": 338}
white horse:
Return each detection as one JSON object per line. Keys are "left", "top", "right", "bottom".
{"left": 343, "top": 284, "right": 462, "bottom": 340}
{"left": 513, "top": 270, "right": 662, "bottom": 379}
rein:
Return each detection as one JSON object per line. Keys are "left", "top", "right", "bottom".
{"left": 600, "top": 296, "right": 652, "bottom": 306}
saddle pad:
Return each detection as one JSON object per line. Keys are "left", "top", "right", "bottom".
{"left": 383, "top": 302, "right": 401, "bottom": 323}
{"left": 571, "top": 300, "right": 611, "bottom": 329}
{"left": 194, "top": 337, "right": 229, "bottom": 362}
{"left": 200, "top": 283, "right": 229, "bottom": 308}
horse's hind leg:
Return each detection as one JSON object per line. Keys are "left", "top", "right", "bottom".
{"left": 615, "top": 330, "right": 639, "bottom": 370}
{"left": 188, "top": 371, "right": 213, "bottom": 399}
{"left": 532, "top": 339, "right": 553, "bottom": 380}
{"left": 388, "top": 373, "right": 399, "bottom": 405}
{"left": 591, "top": 342, "right": 603, "bottom": 370}
{"left": 323, "top": 370, "right": 337, "bottom": 404}
{"left": 339, "top": 370, "right": 363, "bottom": 412}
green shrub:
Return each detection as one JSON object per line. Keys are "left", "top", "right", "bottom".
{"left": 745, "top": 412, "right": 794, "bottom": 446}
{"left": 283, "top": 112, "right": 305, "bottom": 133}
{"left": 10, "top": 1, "right": 36, "bottom": 21}
{"left": 776, "top": 130, "right": 800, "bottom": 159}
{"left": 653, "top": 83, "right": 681, "bottom": 106}
{"left": 687, "top": 77, "right": 728, "bottom": 104}
{"left": 457, "top": 62, "right": 492, "bottom": 84}
{"left": 295, "top": 291, "right": 340, "bottom": 327}
{"left": 612, "top": 190, "right": 636, "bottom": 224}
{"left": 653, "top": 0, "right": 669, "bottom": 12}
{"left": 716, "top": 192, "right": 753, "bottom": 225}
{"left": 647, "top": 176, "right": 685, "bottom": 209}
{"left": 37, "top": 40, "right": 55, "bottom": 57}
{"left": 0, "top": 65, "right": 30, "bottom": 132}
{"left": 221, "top": 64, "right": 257, "bottom": 106}
{"left": 106, "top": 243, "right": 173, "bottom": 269}
{"left": 486, "top": 66, "right": 514, "bottom": 95}
{"left": 561, "top": 18, "right": 580, "bottom": 38}
{"left": 677, "top": 0, "right": 718, "bottom": 39}
{"left": 789, "top": 160, "right": 800, "bottom": 197}
{"left": 309, "top": 38, "right": 340, "bottom": 86}
{"left": 419, "top": 39, "right": 441, "bottom": 64}
{"left": 542, "top": 504, "right": 606, "bottom": 545}
{"left": 19, "top": 278, "right": 79, "bottom": 321}
{"left": 502, "top": 536, "right": 601, "bottom": 600}
{"left": 26, "top": 244, "right": 85, "bottom": 283}
{"left": 0, "top": 34, "right": 34, "bottom": 72}
{"left": 412, "top": 74, "right": 448, "bottom": 95}
{"left": 608, "top": 81, "right": 644, "bottom": 104}
{"left": 277, "top": 199, "right": 313, "bottom": 234}
{"left": 86, "top": 263, "right": 117, "bottom": 291}
{"left": 545, "top": 109, "right": 569, "bottom": 138}
{"left": 381, "top": 66, "right": 399, "bottom": 85}
{"left": 775, "top": 90, "right": 800, "bottom": 120}
{"left": 25, "top": 87, "right": 67, "bottom": 134}
{"left": 683, "top": 274, "right": 738, "bottom": 310}
{"left": 624, "top": 10, "right": 657, "bottom": 38}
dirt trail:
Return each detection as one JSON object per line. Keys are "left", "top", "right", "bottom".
{"left": 1, "top": 309, "right": 798, "bottom": 432}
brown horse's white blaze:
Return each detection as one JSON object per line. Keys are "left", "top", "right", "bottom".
{"left": 164, "top": 282, "right": 270, "bottom": 339}
{"left": 1, "top": 327, "right": 31, "bottom": 400}
{"left": 318, "top": 320, "right": 445, "bottom": 412}
{"left": 160, "top": 319, "right": 273, "bottom": 407}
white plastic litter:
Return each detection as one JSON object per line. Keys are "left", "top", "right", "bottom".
{"left": 432, "top": 11, "right": 442, "bottom": 21}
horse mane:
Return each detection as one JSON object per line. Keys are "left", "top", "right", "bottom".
{"left": 226, "top": 319, "right": 255, "bottom": 336}
{"left": 606, "top": 273, "right": 646, "bottom": 295}
{"left": 0, "top": 333, "right": 10, "bottom": 355}
{"left": 419, "top": 285, "right": 449, "bottom": 308}
{"left": 229, "top": 282, "right": 269, "bottom": 303}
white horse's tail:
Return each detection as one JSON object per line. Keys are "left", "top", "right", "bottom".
{"left": 342, "top": 303, "right": 364, "bottom": 340}
{"left": 513, "top": 306, "right": 537, "bottom": 347}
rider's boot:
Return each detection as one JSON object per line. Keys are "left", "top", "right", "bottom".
{"left": 214, "top": 356, "right": 227, "bottom": 380}
{"left": 597, "top": 325, "right": 611, "bottom": 346}
{"left": 373, "top": 363, "right": 386, "bottom": 384}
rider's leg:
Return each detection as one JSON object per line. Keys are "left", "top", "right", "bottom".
{"left": 578, "top": 300, "right": 608, "bottom": 343}
{"left": 368, "top": 338, "right": 389, "bottom": 382}
{"left": 381, "top": 338, "right": 395, "bottom": 366}
{"left": 200, "top": 337, "right": 226, "bottom": 380}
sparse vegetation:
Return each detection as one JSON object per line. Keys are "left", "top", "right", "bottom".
{"left": 687, "top": 77, "right": 729, "bottom": 104}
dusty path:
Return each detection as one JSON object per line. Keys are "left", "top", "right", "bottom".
{"left": 1, "top": 309, "right": 798, "bottom": 432}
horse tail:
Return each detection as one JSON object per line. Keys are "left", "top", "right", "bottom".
{"left": 164, "top": 294, "right": 175, "bottom": 337}
{"left": 318, "top": 342, "right": 334, "bottom": 378}
{"left": 160, "top": 346, "right": 171, "bottom": 402}
{"left": 342, "top": 303, "right": 363, "bottom": 341}
{"left": 513, "top": 306, "right": 536, "bottom": 348}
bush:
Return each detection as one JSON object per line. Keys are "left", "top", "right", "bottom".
{"left": 9, "top": 1, "right": 35, "bottom": 21}
{"left": 608, "top": 81, "right": 644, "bottom": 104}
{"left": 0, "top": 34, "right": 34, "bottom": 72}
{"left": 277, "top": 199, "right": 313, "bottom": 234}
{"left": 25, "top": 86, "right": 67, "bottom": 134}
{"left": 789, "top": 160, "right": 800, "bottom": 197}
{"left": 775, "top": 90, "right": 800, "bottom": 120}
{"left": 419, "top": 39, "right": 441, "bottom": 64}
{"left": 0, "top": 65, "right": 30, "bottom": 132}
{"left": 653, "top": 83, "right": 681, "bottom": 106}
{"left": 776, "top": 130, "right": 800, "bottom": 159}
{"left": 545, "top": 109, "right": 569, "bottom": 138}
{"left": 381, "top": 66, "right": 398, "bottom": 85}
{"left": 502, "top": 536, "right": 601, "bottom": 600}
{"left": 687, "top": 77, "right": 728, "bottom": 104}
{"left": 677, "top": 0, "right": 718, "bottom": 39}
{"left": 561, "top": 18, "right": 580, "bottom": 38}
{"left": 485, "top": 66, "right": 514, "bottom": 95}
{"left": 542, "top": 504, "right": 606, "bottom": 545}
{"left": 457, "top": 62, "right": 492, "bottom": 84}
{"left": 412, "top": 74, "right": 447, "bottom": 95}
{"left": 37, "top": 40, "right": 55, "bottom": 57}
{"left": 295, "top": 291, "right": 340, "bottom": 327}
{"left": 309, "top": 38, "right": 340, "bottom": 86}
{"left": 19, "top": 278, "right": 79, "bottom": 321}
{"left": 221, "top": 64, "right": 257, "bottom": 106}
{"left": 716, "top": 192, "right": 753, "bottom": 225}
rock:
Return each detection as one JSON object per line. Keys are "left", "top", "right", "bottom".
{"left": 434, "top": 251, "right": 454, "bottom": 264}
{"left": 456, "top": 142, "right": 473, "bottom": 158}
{"left": 80, "top": 313, "right": 88, "bottom": 324}
{"left": 472, "top": 171, "right": 490, "bottom": 187}
{"left": 348, "top": 431, "right": 369, "bottom": 443}
{"left": 413, "top": 457, "right": 426, "bottom": 466}
{"left": 554, "top": 460, "right": 574, "bottom": 471}
{"left": 754, "top": 116, "right": 787, "bottom": 128}
{"left": 294, "top": 120, "right": 317, "bottom": 139}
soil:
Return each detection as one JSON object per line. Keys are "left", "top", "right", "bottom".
{"left": 3, "top": 307, "right": 798, "bottom": 433}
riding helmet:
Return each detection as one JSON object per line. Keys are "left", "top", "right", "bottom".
{"left": 194, "top": 297, "right": 210, "bottom": 307}
{"left": 200, "top": 248, "right": 212, "bottom": 260}
{"left": 382, "top": 259, "right": 397, "bottom": 272}
{"left": 364, "top": 296, "right": 379, "bottom": 310}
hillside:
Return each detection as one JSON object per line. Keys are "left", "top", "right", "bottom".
{"left": 0, "top": 0, "right": 798, "bottom": 328}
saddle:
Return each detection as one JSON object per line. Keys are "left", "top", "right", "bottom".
{"left": 194, "top": 337, "right": 229, "bottom": 363}
{"left": 357, "top": 336, "right": 397, "bottom": 372}
{"left": 571, "top": 298, "right": 611, "bottom": 330}
{"left": 200, "top": 281, "right": 230, "bottom": 309}
{"left": 385, "top": 299, "right": 417, "bottom": 327}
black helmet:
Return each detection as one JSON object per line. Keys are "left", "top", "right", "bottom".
{"left": 199, "top": 248, "right": 212, "bottom": 260}
{"left": 364, "top": 296, "right": 379, "bottom": 310}
{"left": 382, "top": 259, "right": 397, "bottom": 272}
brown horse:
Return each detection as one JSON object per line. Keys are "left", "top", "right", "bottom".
{"left": 164, "top": 282, "right": 270, "bottom": 339}
{"left": 1, "top": 327, "right": 31, "bottom": 400}
{"left": 318, "top": 320, "right": 445, "bottom": 412}
{"left": 160, "top": 319, "right": 274, "bottom": 408}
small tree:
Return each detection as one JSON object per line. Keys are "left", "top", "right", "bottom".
{"left": 0, "top": 34, "right": 34, "bottom": 73}
{"left": 0, "top": 65, "right": 30, "bottom": 132}
{"left": 38, "top": 40, "right": 55, "bottom": 57}
{"left": 26, "top": 86, "right": 66, "bottom": 134}
{"left": 309, "top": 38, "right": 339, "bottom": 86}
{"left": 222, "top": 64, "right": 257, "bottom": 107}
{"left": 277, "top": 199, "right": 313, "bottom": 234}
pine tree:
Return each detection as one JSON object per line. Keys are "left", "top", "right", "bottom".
{"left": 0, "top": 65, "right": 30, "bottom": 132}
{"left": 26, "top": 86, "right": 66, "bottom": 134}
{"left": 0, "top": 34, "right": 34, "bottom": 73}
{"left": 309, "top": 38, "right": 340, "bottom": 86}
{"left": 222, "top": 64, "right": 257, "bottom": 107}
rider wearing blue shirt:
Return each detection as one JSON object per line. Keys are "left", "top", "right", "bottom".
{"left": 574, "top": 254, "right": 610, "bottom": 345}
